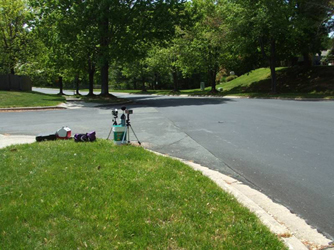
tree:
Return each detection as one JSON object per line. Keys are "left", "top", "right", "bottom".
{"left": 290, "top": 0, "right": 334, "bottom": 66}
{"left": 0, "top": 0, "right": 35, "bottom": 75}
{"left": 175, "top": 0, "right": 231, "bottom": 93}
{"left": 30, "top": 0, "right": 187, "bottom": 96}
{"left": 222, "top": 0, "right": 296, "bottom": 93}
{"left": 222, "top": 0, "right": 334, "bottom": 93}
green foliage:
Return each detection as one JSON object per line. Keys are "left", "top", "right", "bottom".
{"left": 220, "top": 0, "right": 333, "bottom": 93}
{"left": 290, "top": 0, "right": 333, "bottom": 59}
{"left": 28, "top": 0, "right": 187, "bottom": 95}
{"left": 1, "top": 0, "right": 332, "bottom": 94}
{"left": 0, "top": 0, "right": 36, "bottom": 75}
{"left": 0, "top": 140, "right": 287, "bottom": 249}
{"left": 176, "top": 0, "right": 231, "bottom": 91}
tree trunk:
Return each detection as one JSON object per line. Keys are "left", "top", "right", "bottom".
{"left": 270, "top": 38, "right": 277, "bottom": 94}
{"left": 172, "top": 70, "right": 178, "bottom": 92}
{"left": 58, "top": 76, "right": 64, "bottom": 95}
{"left": 141, "top": 75, "right": 146, "bottom": 92}
{"left": 302, "top": 52, "right": 312, "bottom": 68}
{"left": 99, "top": 14, "right": 114, "bottom": 97}
{"left": 133, "top": 78, "right": 137, "bottom": 90}
{"left": 209, "top": 68, "right": 218, "bottom": 93}
{"left": 154, "top": 73, "right": 159, "bottom": 90}
{"left": 75, "top": 74, "right": 80, "bottom": 95}
{"left": 88, "top": 70, "right": 95, "bottom": 96}
{"left": 100, "top": 62, "right": 109, "bottom": 96}
{"left": 88, "top": 60, "right": 95, "bottom": 96}
{"left": 10, "top": 58, "right": 15, "bottom": 75}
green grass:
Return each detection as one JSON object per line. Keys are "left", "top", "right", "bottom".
{"left": 217, "top": 68, "right": 283, "bottom": 93}
{"left": 0, "top": 140, "right": 287, "bottom": 249}
{"left": 0, "top": 91, "right": 66, "bottom": 108}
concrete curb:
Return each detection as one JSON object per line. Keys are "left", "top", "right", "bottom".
{"left": 0, "top": 100, "right": 133, "bottom": 112}
{"left": 0, "top": 106, "right": 66, "bottom": 112}
{"left": 147, "top": 149, "right": 333, "bottom": 250}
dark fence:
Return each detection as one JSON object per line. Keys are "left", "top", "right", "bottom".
{"left": 0, "top": 74, "right": 32, "bottom": 91}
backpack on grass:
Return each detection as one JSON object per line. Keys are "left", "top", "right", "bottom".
{"left": 74, "top": 131, "right": 96, "bottom": 142}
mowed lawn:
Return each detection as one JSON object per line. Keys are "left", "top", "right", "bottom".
{"left": 0, "top": 91, "right": 65, "bottom": 108}
{"left": 0, "top": 140, "right": 287, "bottom": 249}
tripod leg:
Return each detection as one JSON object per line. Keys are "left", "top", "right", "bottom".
{"left": 107, "top": 127, "right": 113, "bottom": 140}
{"left": 121, "top": 127, "right": 127, "bottom": 144}
{"left": 129, "top": 125, "right": 141, "bottom": 145}
{"left": 127, "top": 126, "right": 130, "bottom": 143}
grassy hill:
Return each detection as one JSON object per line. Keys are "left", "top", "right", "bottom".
{"left": 219, "top": 66, "right": 334, "bottom": 98}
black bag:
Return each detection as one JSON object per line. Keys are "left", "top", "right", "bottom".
{"left": 36, "top": 133, "right": 57, "bottom": 142}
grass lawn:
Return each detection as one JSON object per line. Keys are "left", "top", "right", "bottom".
{"left": 217, "top": 68, "right": 278, "bottom": 92}
{"left": 0, "top": 91, "right": 66, "bottom": 108}
{"left": 220, "top": 66, "right": 334, "bottom": 99}
{"left": 0, "top": 140, "right": 287, "bottom": 249}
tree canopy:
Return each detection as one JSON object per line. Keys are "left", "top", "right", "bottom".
{"left": 1, "top": 0, "right": 332, "bottom": 94}
{"left": 0, "top": 0, "right": 35, "bottom": 75}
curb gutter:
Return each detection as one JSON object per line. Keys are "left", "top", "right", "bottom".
{"left": 0, "top": 100, "right": 132, "bottom": 112}
{"left": 0, "top": 106, "right": 66, "bottom": 112}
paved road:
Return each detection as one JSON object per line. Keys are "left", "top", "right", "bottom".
{"left": 2, "top": 90, "right": 334, "bottom": 240}
{"left": 134, "top": 95, "right": 334, "bottom": 239}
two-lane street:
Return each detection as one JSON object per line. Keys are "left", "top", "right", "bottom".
{"left": 1, "top": 90, "right": 334, "bottom": 240}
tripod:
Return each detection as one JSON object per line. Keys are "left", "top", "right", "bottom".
{"left": 106, "top": 112, "right": 118, "bottom": 140}
{"left": 121, "top": 114, "right": 141, "bottom": 145}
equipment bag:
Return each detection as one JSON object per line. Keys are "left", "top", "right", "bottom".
{"left": 36, "top": 133, "right": 57, "bottom": 142}
{"left": 87, "top": 131, "right": 96, "bottom": 141}
{"left": 74, "top": 131, "right": 96, "bottom": 142}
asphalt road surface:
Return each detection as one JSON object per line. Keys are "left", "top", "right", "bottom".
{"left": 1, "top": 89, "right": 334, "bottom": 240}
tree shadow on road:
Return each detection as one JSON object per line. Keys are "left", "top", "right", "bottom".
{"left": 97, "top": 95, "right": 236, "bottom": 109}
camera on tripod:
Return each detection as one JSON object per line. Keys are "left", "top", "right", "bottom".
{"left": 121, "top": 106, "right": 133, "bottom": 115}
{"left": 111, "top": 109, "right": 118, "bottom": 125}
{"left": 107, "top": 106, "right": 141, "bottom": 145}
{"left": 112, "top": 109, "right": 118, "bottom": 117}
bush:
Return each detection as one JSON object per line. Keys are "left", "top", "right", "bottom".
{"left": 226, "top": 75, "right": 238, "bottom": 82}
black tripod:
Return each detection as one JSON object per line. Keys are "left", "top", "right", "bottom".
{"left": 106, "top": 109, "right": 119, "bottom": 140}
{"left": 121, "top": 112, "right": 141, "bottom": 145}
